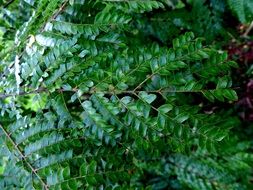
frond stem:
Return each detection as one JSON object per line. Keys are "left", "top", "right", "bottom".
{"left": 0, "top": 125, "right": 49, "bottom": 190}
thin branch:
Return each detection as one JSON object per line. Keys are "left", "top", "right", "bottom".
{"left": 51, "top": 0, "right": 69, "bottom": 20}
{"left": 40, "top": 0, "right": 69, "bottom": 31}
{"left": 0, "top": 86, "right": 240, "bottom": 100}
{"left": 242, "top": 21, "right": 253, "bottom": 38}
{"left": 3, "top": 0, "right": 15, "bottom": 8}
{"left": 0, "top": 88, "right": 47, "bottom": 99}
{"left": 0, "top": 125, "right": 49, "bottom": 190}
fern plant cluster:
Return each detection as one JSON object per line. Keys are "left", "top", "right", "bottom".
{"left": 0, "top": 0, "right": 252, "bottom": 190}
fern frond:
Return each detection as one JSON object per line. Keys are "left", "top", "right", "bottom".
{"left": 227, "top": 0, "right": 253, "bottom": 23}
{"left": 0, "top": 1, "right": 252, "bottom": 189}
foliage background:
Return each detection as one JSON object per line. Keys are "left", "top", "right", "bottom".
{"left": 0, "top": 0, "right": 253, "bottom": 189}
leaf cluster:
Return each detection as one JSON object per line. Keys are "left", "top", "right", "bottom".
{"left": 0, "top": 1, "right": 252, "bottom": 190}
